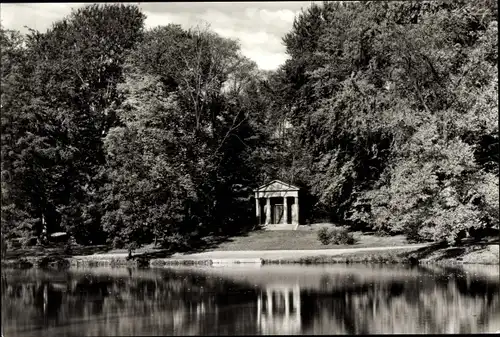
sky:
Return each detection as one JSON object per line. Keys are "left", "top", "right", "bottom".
{"left": 0, "top": 2, "right": 318, "bottom": 70}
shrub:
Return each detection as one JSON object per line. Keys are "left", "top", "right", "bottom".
{"left": 136, "top": 256, "right": 150, "bottom": 268}
{"left": 161, "top": 233, "right": 191, "bottom": 252}
{"left": 112, "top": 236, "right": 125, "bottom": 249}
{"left": 63, "top": 243, "right": 73, "bottom": 255}
{"left": 317, "top": 227, "right": 356, "bottom": 245}
{"left": 317, "top": 227, "right": 334, "bottom": 245}
{"left": 330, "top": 227, "right": 356, "bottom": 245}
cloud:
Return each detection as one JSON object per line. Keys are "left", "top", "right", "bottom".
{"left": 143, "top": 11, "right": 193, "bottom": 29}
{"left": 0, "top": 2, "right": 318, "bottom": 70}
{"left": 0, "top": 3, "right": 84, "bottom": 32}
{"left": 213, "top": 27, "right": 283, "bottom": 52}
{"left": 241, "top": 48, "right": 289, "bottom": 71}
{"left": 258, "top": 8, "right": 296, "bottom": 25}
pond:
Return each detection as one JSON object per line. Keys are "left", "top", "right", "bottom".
{"left": 1, "top": 264, "right": 499, "bottom": 336}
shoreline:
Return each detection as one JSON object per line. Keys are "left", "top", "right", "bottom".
{"left": 2, "top": 243, "right": 498, "bottom": 269}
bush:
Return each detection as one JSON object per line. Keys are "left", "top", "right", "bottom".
{"left": 112, "top": 236, "right": 125, "bottom": 249}
{"left": 317, "top": 227, "right": 356, "bottom": 245}
{"left": 317, "top": 227, "right": 334, "bottom": 245}
{"left": 331, "top": 227, "right": 356, "bottom": 245}
{"left": 63, "top": 243, "right": 73, "bottom": 255}
{"left": 161, "top": 233, "right": 190, "bottom": 251}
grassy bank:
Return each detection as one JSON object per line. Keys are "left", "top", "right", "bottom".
{"left": 2, "top": 227, "right": 498, "bottom": 269}
{"left": 2, "top": 243, "right": 497, "bottom": 269}
{"left": 206, "top": 228, "right": 409, "bottom": 251}
{"left": 1, "top": 226, "right": 409, "bottom": 261}
{"left": 1, "top": 255, "right": 148, "bottom": 269}
{"left": 263, "top": 248, "right": 420, "bottom": 265}
{"left": 262, "top": 242, "right": 499, "bottom": 265}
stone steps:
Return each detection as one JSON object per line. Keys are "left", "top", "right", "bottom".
{"left": 263, "top": 224, "right": 299, "bottom": 231}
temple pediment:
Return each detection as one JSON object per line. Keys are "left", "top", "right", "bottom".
{"left": 254, "top": 180, "right": 300, "bottom": 192}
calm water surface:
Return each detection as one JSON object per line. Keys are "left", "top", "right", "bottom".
{"left": 1, "top": 264, "right": 499, "bottom": 336}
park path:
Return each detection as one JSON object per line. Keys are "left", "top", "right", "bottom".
{"left": 74, "top": 243, "right": 429, "bottom": 260}
{"left": 169, "top": 243, "right": 429, "bottom": 260}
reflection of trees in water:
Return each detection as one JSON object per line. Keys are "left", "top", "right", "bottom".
{"left": 297, "top": 269, "right": 500, "bottom": 334}
{"left": 300, "top": 282, "right": 382, "bottom": 334}
{"left": 2, "top": 281, "right": 63, "bottom": 330}
{"left": 1, "top": 269, "right": 260, "bottom": 336}
{"left": 1, "top": 267, "right": 499, "bottom": 335}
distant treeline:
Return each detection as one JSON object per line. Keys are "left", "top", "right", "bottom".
{"left": 1, "top": 1, "right": 498, "bottom": 250}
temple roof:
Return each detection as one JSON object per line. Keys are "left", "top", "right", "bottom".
{"left": 254, "top": 179, "right": 300, "bottom": 192}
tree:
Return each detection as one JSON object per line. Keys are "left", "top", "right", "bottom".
{"left": 102, "top": 24, "right": 268, "bottom": 252}
{"left": 274, "top": 0, "right": 498, "bottom": 243}
{"left": 1, "top": 4, "right": 146, "bottom": 245}
{"left": 1, "top": 26, "right": 40, "bottom": 245}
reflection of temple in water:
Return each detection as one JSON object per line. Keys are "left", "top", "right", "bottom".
{"left": 257, "top": 284, "right": 302, "bottom": 334}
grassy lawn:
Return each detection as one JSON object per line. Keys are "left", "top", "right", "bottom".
{"left": 2, "top": 227, "right": 409, "bottom": 262}
{"left": 205, "top": 227, "right": 409, "bottom": 251}
{"left": 4, "top": 225, "right": 497, "bottom": 266}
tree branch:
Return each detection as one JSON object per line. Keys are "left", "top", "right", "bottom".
{"left": 212, "top": 107, "right": 247, "bottom": 160}
{"left": 412, "top": 80, "right": 432, "bottom": 115}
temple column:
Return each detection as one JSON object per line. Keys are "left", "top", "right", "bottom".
{"left": 255, "top": 194, "right": 260, "bottom": 225}
{"left": 296, "top": 197, "right": 299, "bottom": 225}
{"left": 293, "top": 196, "right": 299, "bottom": 225}
{"left": 283, "top": 196, "right": 288, "bottom": 224}
{"left": 265, "top": 197, "right": 271, "bottom": 225}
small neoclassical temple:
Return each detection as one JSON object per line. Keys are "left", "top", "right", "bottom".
{"left": 254, "top": 180, "right": 300, "bottom": 230}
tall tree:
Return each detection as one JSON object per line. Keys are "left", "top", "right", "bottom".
{"left": 102, "top": 24, "right": 267, "bottom": 251}
{"left": 1, "top": 4, "right": 145, "bottom": 245}
{"left": 1, "top": 26, "right": 39, "bottom": 244}
{"left": 274, "top": 0, "right": 498, "bottom": 242}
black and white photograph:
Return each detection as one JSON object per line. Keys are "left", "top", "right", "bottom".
{"left": 1, "top": 1, "right": 499, "bottom": 336}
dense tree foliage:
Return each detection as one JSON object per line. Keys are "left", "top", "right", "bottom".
{"left": 273, "top": 0, "right": 498, "bottom": 243}
{"left": 1, "top": 4, "right": 146, "bottom": 245}
{"left": 100, "top": 24, "right": 269, "bottom": 250}
{"left": 1, "top": 1, "right": 498, "bottom": 250}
